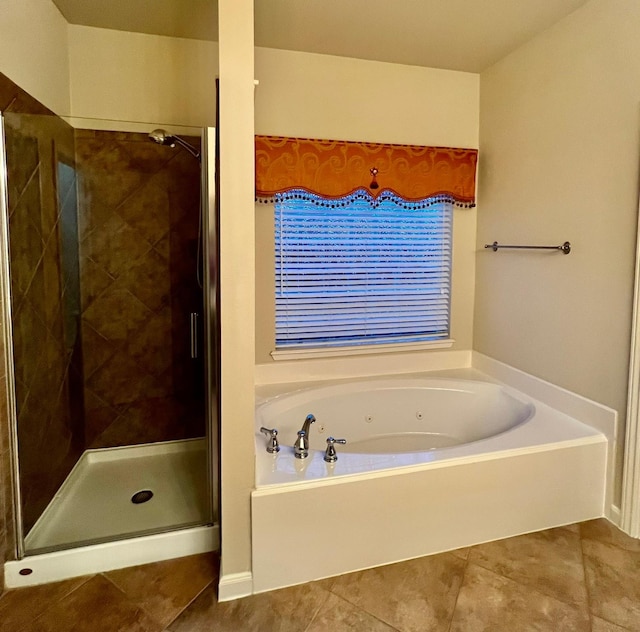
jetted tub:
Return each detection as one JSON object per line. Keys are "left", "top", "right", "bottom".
{"left": 256, "top": 378, "right": 534, "bottom": 460}
{"left": 251, "top": 375, "right": 608, "bottom": 594}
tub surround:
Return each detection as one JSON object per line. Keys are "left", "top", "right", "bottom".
{"left": 248, "top": 354, "right": 615, "bottom": 598}
{"left": 255, "top": 350, "right": 617, "bottom": 512}
{"left": 253, "top": 441, "right": 605, "bottom": 594}
{"left": 256, "top": 353, "right": 616, "bottom": 436}
{"left": 473, "top": 351, "right": 618, "bottom": 518}
{"left": 254, "top": 377, "right": 601, "bottom": 488}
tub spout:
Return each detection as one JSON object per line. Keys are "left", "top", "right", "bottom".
{"left": 294, "top": 414, "right": 316, "bottom": 458}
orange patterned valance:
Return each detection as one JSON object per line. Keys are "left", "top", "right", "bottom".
{"left": 255, "top": 135, "right": 477, "bottom": 206}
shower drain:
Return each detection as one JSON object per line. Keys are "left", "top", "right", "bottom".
{"left": 131, "top": 490, "right": 154, "bottom": 504}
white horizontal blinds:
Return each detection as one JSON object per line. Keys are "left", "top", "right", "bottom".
{"left": 275, "top": 190, "right": 453, "bottom": 349}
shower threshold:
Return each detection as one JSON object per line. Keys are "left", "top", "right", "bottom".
{"left": 24, "top": 438, "right": 211, "bottom": 553}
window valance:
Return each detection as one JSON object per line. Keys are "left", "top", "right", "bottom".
{"left": 255, "top": 135, "right": 477, "bottom": 207}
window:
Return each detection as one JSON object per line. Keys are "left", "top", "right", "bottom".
{"left": 274, "top": 189, "right": 453, "bottom": 351}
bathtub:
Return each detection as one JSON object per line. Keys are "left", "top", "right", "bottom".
{"left": 255, "top": 378, "right": 535, "bottom": 485}
{"left": 251, "top": 373, "right": 608, "bottom": 594}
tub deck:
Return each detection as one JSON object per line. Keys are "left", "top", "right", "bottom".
{"left": 254, "top": 374, "right": 603, "bottom": 489}
{"left": 251, "top": 370, "right": 609, "bottom": 594}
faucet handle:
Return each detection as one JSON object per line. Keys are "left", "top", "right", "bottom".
{"left": 324, "top": 436, "right": 347, "bottom": 463}
{"left": 260, "top": 427, "right": 280, "bottom": 453}
{"left": 294, "top": 430, "right": 309, "bottom": 459}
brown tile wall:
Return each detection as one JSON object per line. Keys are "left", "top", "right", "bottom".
{"left": 75, "top": 130, "right": 204, "bottom": 449}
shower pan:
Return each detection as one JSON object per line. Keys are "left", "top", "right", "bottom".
{"left": 0, "top": 110, "right": 219, "bottom": 585}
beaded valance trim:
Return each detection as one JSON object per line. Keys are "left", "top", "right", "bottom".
{"left": 255, "top": 135, "right": 477, "bottom": 206}
{"left": 257, "top": 188, "right": 474, "bottom": 209}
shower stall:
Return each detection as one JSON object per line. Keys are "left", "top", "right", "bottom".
{"left": 0, "top": 102, "right": 219, "bottom": 580}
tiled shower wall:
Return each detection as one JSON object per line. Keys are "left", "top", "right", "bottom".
{"left": 75, "top": 130, "right": 204, "bottom": 449}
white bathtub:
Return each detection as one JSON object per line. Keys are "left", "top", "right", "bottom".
{"left": 256, "top": 378, "right": 534, "bottom": 468}
{"left": 251, "top": 373, "right": 608, "bottom": 594}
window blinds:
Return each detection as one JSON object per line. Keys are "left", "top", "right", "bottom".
{"left": 275, "top": 190, "right": 453, "bottom": 349}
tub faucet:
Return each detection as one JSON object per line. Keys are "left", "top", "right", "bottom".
{"left": 294, "top": 414, "right": 316, "bottom": 459}
{"left": 260, "top": 427, "right": 280, "bottom": 453}
{"left": 324, "top": 436, "right": 347, "bottom": 463}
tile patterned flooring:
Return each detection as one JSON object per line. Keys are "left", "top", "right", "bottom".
{"left": 1, "top": 519, "right": 639, "bottom": 631}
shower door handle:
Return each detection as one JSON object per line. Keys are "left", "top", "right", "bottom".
{"left": 190, "top": 312, "right": 199, "bottom": 359}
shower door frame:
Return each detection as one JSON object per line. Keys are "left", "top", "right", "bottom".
{"left": 0, "top": 112, "right": 25, "bottom": 558}
{"left": 202, "top": 126, "right": 220, "bottom": 529}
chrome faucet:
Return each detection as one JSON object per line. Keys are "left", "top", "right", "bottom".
{"left": 294, "top": 414, "right": 316, "bottom": 459}
{"left": 260, "top": 427, "right": 280, "bottom": 453}
{"left": 324, "top": 436, "right": 347, "bottom": 463}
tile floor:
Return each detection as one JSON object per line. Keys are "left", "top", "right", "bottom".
{"left": 1, "top": 518, "right": 639, "bottom": 631}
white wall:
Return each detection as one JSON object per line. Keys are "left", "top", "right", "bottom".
{"left": 68, "top": 25, "right": 218, "bottom": 130}
{"left": 217, "top": 0, "right": 256, "bottom": 590}
{"left": 476, "top": 0, "right": 640, "bottom": 504}
{"left": 255, "top": 47, "right": 478, "bottom": 147}
{"left": 254, "top": 48, "right": 480, "bottom": 363}
{"left": 0, "top": 0, "right": 70, "bottom": 115}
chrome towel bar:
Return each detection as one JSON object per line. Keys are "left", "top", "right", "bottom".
{"left": 485, "top": 241, "right": 571, "bottom": 255}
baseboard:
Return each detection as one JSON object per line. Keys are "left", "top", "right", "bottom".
{"left": 218, "top": 571, "right": 253, "bottom": 602}
{"left": 607, "top": 504, "right": 622, "bottom": 527}
{"left": 4, "top": 525, "right": 219, "bottom": 589}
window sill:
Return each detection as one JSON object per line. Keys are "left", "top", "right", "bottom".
{"left": 270, "top": 339, "right": 455, "bottom": 361}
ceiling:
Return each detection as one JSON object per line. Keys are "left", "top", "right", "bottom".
{"left": 52, "top": 0, "right": 590, "bottom": 73}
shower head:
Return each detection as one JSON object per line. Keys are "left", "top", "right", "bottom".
{"left": 149, "top": 128, "right": 174, "bottom": 146}
{"left": 148, "top": 128, "right": 201, "bottom": 161}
